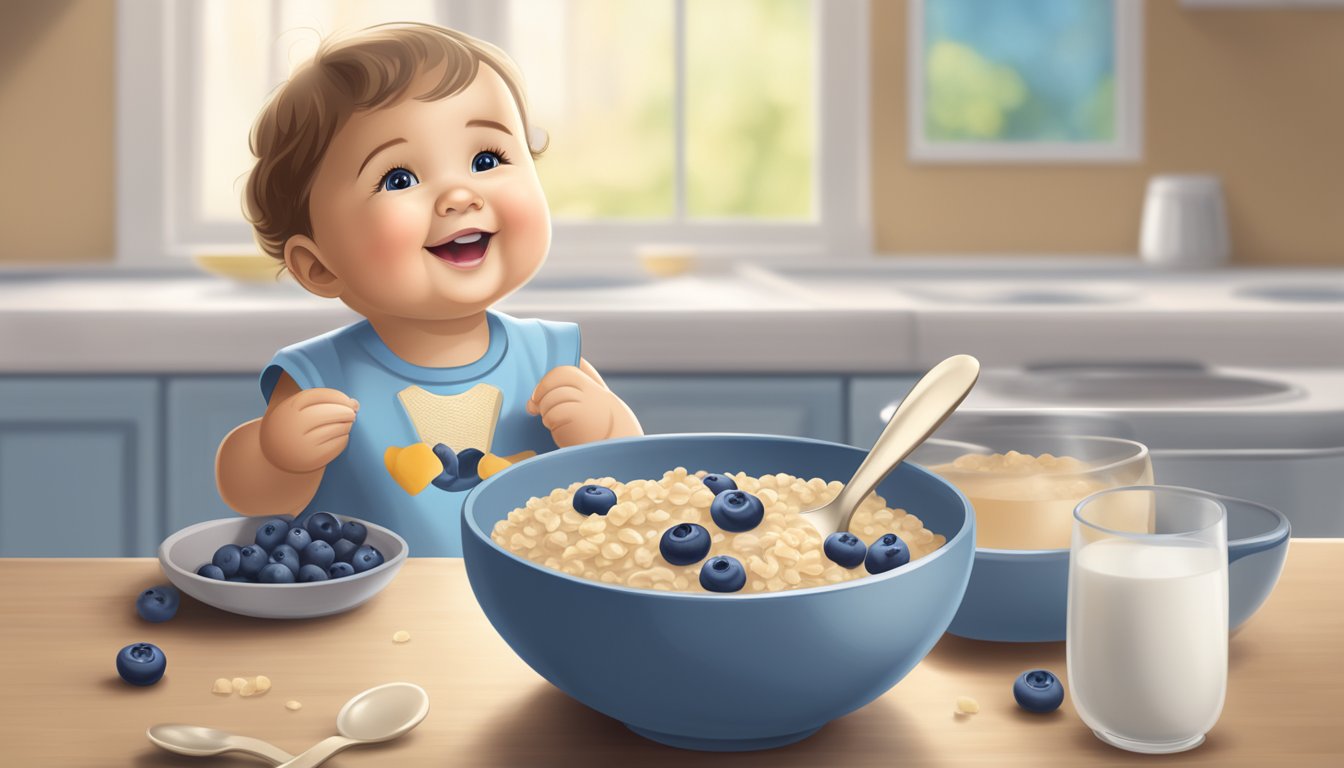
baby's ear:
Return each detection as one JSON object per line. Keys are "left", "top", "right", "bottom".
{"left": 284, "top": 235, "right": 342, "bottom": 299}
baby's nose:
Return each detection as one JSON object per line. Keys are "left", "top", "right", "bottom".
{"left": 436, "top": 184, "right": 484, "bottom": 215}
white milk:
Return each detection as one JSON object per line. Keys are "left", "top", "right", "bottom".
{"left": 1067, "top": 537, "right": 1227, "bottom": 745}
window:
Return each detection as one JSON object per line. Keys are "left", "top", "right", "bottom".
{"left": 908, "top": 0, "right": 1142, "bottom": 163}
{"left": 116, "top": 0, "right": 869, "bottom": 266}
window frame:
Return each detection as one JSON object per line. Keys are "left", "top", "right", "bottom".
{"left": 907, "top": 0, "right": 1143, "bottom": 164}
{"left": 115, "top": 0, "right": 872, "bottom": 268}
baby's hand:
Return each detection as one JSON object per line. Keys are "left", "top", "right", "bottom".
{"left": 527, "top": 366, "right": 640, "bottom": 448}
{"left": 260, "top": 388, "right": 360, "bottom": 473}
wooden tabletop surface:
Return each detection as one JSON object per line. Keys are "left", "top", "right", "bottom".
{"left": 2, "top": 541, "right": 1341, "bottom": 767}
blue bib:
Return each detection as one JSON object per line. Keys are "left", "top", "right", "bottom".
{"left": 259, "top": 310, "right": 580, "bottom": 556}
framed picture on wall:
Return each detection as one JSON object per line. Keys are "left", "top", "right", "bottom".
{"left": 908, "top": 0, "right": 1143, "bottom": 163}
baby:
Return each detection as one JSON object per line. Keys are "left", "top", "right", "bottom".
{"left": 215, "top": 23, "right": 642, "bottom": 556}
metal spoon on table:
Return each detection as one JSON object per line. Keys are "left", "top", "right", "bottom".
{"left": 798, "top": 354, "right": 980, "bottom": 537}
{"left": 146, "top": 682, "right": 429, "bottom": 766}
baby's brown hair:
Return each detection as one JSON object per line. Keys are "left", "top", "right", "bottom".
{"left": 243, "top": 22, "right": 544, "bottom": 262}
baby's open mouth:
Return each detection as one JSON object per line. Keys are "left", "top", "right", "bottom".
{"left": 427, "top": 231, "right": 492, "bottom": 268}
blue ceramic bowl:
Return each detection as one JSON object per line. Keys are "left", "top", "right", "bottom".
{"left": 947, "top": 492, "right": 1291, "bottom": 642}
{"left": 462, "top": 434, "right": 975, "bottom": 752}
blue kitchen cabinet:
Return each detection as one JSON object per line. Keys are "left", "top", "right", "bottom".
{"left": 0, "top": 378, "right": 159, "bottom": 556}
{"left": 604, "top": 376, "right": 847, "bottom": 443}
{"left": 848, "top": 377, "right": 918, "bottom": 448}
{"left": 166, "top": 377, "right": 265, "bottom": 533}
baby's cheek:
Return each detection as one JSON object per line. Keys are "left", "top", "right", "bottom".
{"left": 360, "top": 204, "right": 426, "bottom": 266}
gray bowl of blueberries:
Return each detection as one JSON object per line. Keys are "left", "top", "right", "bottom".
{"left": 158, "top": 513, "right": 407, "bottom": 619}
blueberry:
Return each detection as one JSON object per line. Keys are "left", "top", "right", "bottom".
{"left": 285, "top": 526, "right": 312, "bottom": 552}
{"left": 824, "top": 532, "right": 867, "bottom": 569}
{"left": 135, "top": 586, "right": 180, "bottom": 623}
{"left": 258, "top": 563, "right": 296, "bottom": 583}
{"left": 196, "top": 564, "right": 225, "bottom": 580}
{"left": 212, "top": 544, "right": 243, "bottom": 577}
{"left": 305, "top": 512, "right": 342, "bottom": 544}
{"left": 702, "top": 473, "right": 738, "bottom": 496}
{"left": 340, "top": 520, "right": 368, "bottom": 547}
{"left": 301, "top": 540, "right": 336, "bottom": 570}
{"left": 254, "top": 519, "right": 289, "bottom": 551}
{"left": 328, "top": 561, "right": 355, "bottom": 579}
{"left": 1014, "top": 669, "right": 1065, "bottom": 713}
{"left": 864, "top": 533, "right": 910, "bottom": 574}
{"left": 699, "top": 556, "right": 747, "bottom": 593}
{"left": 332, "top": 538, "right": 359, "bottom": 563}
{"left": 709, "top": 490, "right": 765, "bottom": 532}
{"left": 351, "top": 545, "right": 385, "bottom": 574}
{"left": 659, "top": 523, "right": 712, "bottom": 566}
{"left": 237, "top": 545, "right": 268, "bottom": 578}
{"left": 268, "top": 544, "right": 301, "bottom": 576}
{"left": 116, "top": 642, "right": 166, "bottom": 686}
{"left": 573, "top": 484, "right": 617, "bottom": 516}
{"left": 298, "top": 564, "right": 329, "bottom": 582}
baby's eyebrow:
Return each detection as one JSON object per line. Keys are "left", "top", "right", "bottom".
{"left": 466, "top": 119, "right": 512, "bottom": 136}
{"left": 357, "top": 137, "right": 408, "bottom": 179}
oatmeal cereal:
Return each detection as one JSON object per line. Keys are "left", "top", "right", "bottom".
{"left": 491, "top": 468, "right": 946, "bottom": 593}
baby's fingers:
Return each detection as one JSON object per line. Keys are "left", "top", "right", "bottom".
{"left": 298, "top": 403, "right": 359, "bottom": 431}
{"left": 305, "top": 421, "right": 355, "bottom": 445}
{"left": 296, "top": 387, "right": 359, "bottom": 410}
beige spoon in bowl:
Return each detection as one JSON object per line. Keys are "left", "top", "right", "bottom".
{"left": 276, "top": 682, "right": 430, "bottom": 768}
{"left": 798, "top": 354, "right": 980, "bottom": 537}
{"left": 147, "top": 723, "right": 295, "bottom": 764}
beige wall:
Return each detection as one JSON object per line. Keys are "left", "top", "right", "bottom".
{"left": 873, "top": 0, "right": 1344, "bottom": 264}
{"left": 0, "top": 0, "right": 114, "bottom": 263}
{"left": 0, "top": 1, "right": 1339, "bottom": 264}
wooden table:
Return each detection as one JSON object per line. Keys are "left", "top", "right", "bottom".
{"left": 3, "top": 541, "right": 1341, "bottom": 767}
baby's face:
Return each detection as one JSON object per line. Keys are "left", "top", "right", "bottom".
{"left": 304, "top": 65, "right": 549, "bottom": 321}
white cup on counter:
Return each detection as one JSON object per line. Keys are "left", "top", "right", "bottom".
{"left": 1139, "top": 174, "right": 1230, "bottom": 269}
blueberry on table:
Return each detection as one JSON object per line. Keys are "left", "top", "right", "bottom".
{"left": 285, "top": 526, "right": 313, "bottom": 552}
{"left": 659, "top": 523, "right": 712, "bottom": 566}
{"left": 298, "top": 564, "right": 329, "bottom": 582}
{"left": 237, "top": 546, "right": 268, "bottom": 578}
{"left": 268, "top": 544, "right": 301, "bottom": 576}
{"left": 824, "top": 532, "right": 867, "bottom": 569}
{"left": 196, "top": 564, "right": 225, "bottom": 580}
{"left": 864, "top": 533, "right": 910, "bottom": 574}
{"left": 116, "top": 642, "right": 166, "bottom": 686}
{"left": 301, "top": 540, "right": 336, "bottom": 570}
{"left": 709, "top": 490, "right": 765, "bottom": 533}
{"left": 1014, "top": 670, "right": 1065, "bottom": 713}
{"left": 212, "top": 544, "right": 243, "bottom": 578}
{"left": 332, "top": 538, "right": 359, "bottom": 563}
{"left": 135, "top": 586, "right": 180, "bottom": 623}
{"left": 351, "top": 545, "right": 385, "bottom": 574}
{"left": 573, "top": 485, "right": 618, "bottom": 516}
{"left": 702, "top": 473, "right": 738, "bottom": 496}
{"left": 305, "top": 512, "right": 342, "bottom": 544}
{"left": 699, "top": 556, "right": 747, "bottom": 593}
{"left": 258, "top": 563, "right": 296, "bottom": 583}
{"left": 327, "top": 562, "right": 355, "bottom": 579}
{"left": 254, "top": 519, "right": 288, "bottom": 551}
{"left": 340, "top": 520, "right": 368, "bottom": 547}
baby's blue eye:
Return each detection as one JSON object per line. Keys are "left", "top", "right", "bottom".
{"left": 381, "top": 168, "right": 419, "bottom": 192}
{"left": 472, "top": 151, "right": 503, "bottom": 174}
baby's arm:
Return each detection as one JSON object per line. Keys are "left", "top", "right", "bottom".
{"left": 526, "top": 358, "right": 642, "bottom": 448}
{"left": 216, "top": 372, "right": 359, "bottom": 517}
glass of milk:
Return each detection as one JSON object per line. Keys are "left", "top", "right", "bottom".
{"left": 1067, "top": 486, "right": 1228, "bottom": 754}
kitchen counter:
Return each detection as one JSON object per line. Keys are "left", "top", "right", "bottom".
{"left": 3, "top": 541, "right": 1341, "bottom": 766}
{"left": 1, "top": 261, "right": 1342, "bottom": 372}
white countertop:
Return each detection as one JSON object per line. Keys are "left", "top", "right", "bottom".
{"left": 1, "top": 260, "right": 1341, "bottom": 373}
